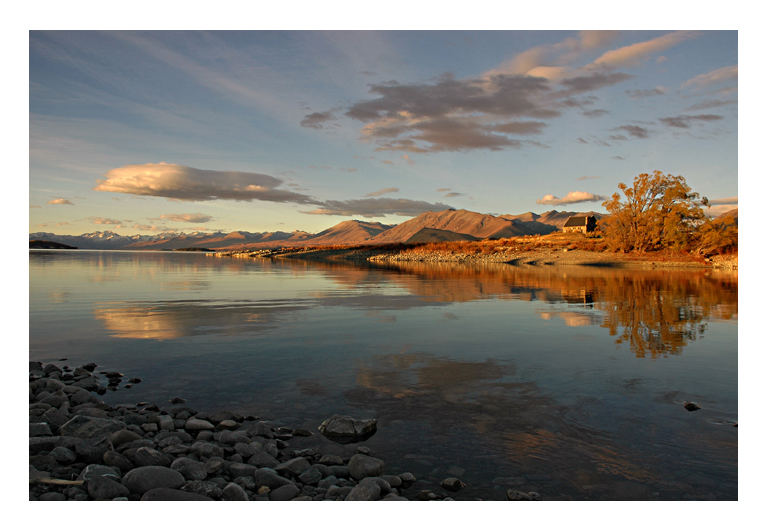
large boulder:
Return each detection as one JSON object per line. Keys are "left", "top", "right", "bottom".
{"left": 59, "top": 415, "right": 125, "bottom": 439}
{"left": 87, "top": 476, "right": 130, "bottom": 500}
{"left": 318, "top": 415, "right": 377, "bottom": 443}
{"left": 170, "top": 457, "right": 207, "bottom": 481}
{"left": 122, "top": 466, "right": 185, "bottom": 494}
{"left": 347, "top": 454, "right": 384, "bottom": 480}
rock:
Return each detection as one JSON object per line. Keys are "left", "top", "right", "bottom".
{"left": 355, "top": 446, "right": 371, "bottom": 455}
{"left": 345, "top": 477, "right": 382, "bottom": 501}
{"left": 170, "top": 397, "right": 186, "bottom": 404}
{"left": 50, "top": 446, "right": 76, "bottom": 464}
{"left": 382, "top": 474, "right": 402, "bottom": 488}
{"left": 298, "top": 466, "right": 323, "bottom": 485}
{"left": 381, "top": 493, "right": 408, "bottom": 501}
{"left": 59, "top": 415, "right": 125, "bottom": 439}
{"left": 217, "top": 419, "right": 239, "bottom": 430}
{"left": 293, "top": 428, "right": 312, "bottom": 437}
{"left": 228, "top": 462, "right": 257, "bottom": 479}
{"left": 130, "top": 447, "right": 172, "bottom": 467}
{"left": 140, "top": 488, "right": 213, "bottom": 501}
{"left": 218, "top": 430, "right": 250, "bottom": 445}
{"left": 257, "top": 486, "right": 271, "bottom": 496}
{"left": 506, "top": 489, "right": 539, "bottom": 501}
{"left": 74, "top": 438, "right": 110, "bottom": 464}
{"left": 190, "top": 441, "right": 224, "bottom": 458}
{"left": 79, "top": 464, "right": 121, "bottom": 482}
{"left": 170, "top": 457, "right": 207, "bottom": 481}
{"left": 141, "top": 423, "right": 158, "bottom": 433}
{"left": 275, "top": 457, "right": 311, "bottom": 478}
{"left": 318, "top": 414, "right": 377, "bottom": 443}
{"left": 39, "top": 492, "right": 66, "bottom": 501}
{"left": 122, "top": 466, "right": 185, "bottom": 494}
{"left": 318, "top": 475, "right": 339, "bottom": 489}
{"left": 30, "top": 436, "right": 60, "bottom": 454}
{"left": 318, "top": 454, "right": 344, "bottom": 466}
{"left": 684, "top": 401, "right": 701, "bottom": 411}
{"left": 222, "top": 482, "right": 249, "bottom": 501}
{"left": 87, "top": 476, "right": 130, "bottom": 500}
{"left": 185, "top": 418, "right": 215, "bottom": 431}
{"left": 440, "top": 477, "right": 466, "bottom": 492}
{"left": 399, "top": 472, "right": 416, "bottom": 485}
{"left": 254, "top": 468, "right": 292, "bottom": 490}
{"left": 347, "top": 454, "right": 384, "bottom": 480}
{"left": 128, "top": 378, "right": 141, "bottom": 384}
{"left": 102, "top": 450, "right": 134, "bottom": 473}
{"left": 29, "top": 465, "right": 50, "bottom": 483}
{"left": 269, "top": 483, "right": 300, "bottom": 501}
{"left": 247, "top": 451, "right": 280, "bottom": 468}
{"left": 181, "top": 480, "right": 223, "bottom": 499}
{"left": 157, "top": 415, "right": 174, "bottom": 431}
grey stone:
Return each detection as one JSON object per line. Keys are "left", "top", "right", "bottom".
{"left": 39, "top": 492, "right": 66, "bottom": 501}
{"left": 196, "top": 430, "right": 214, "bottom": 441}
{"left": 275, "top": 457, "right": 311, "bottom": 478}
{"left": 59, "top": 415, "right": 125, "bottom": 439}
{"left": 298, "top": 466, "right": 323, "bottom": 485}
{"left": 440, "top": 477, "right": 466, "bottom": 492}
{"left": 345, "top": 477, "right": 383, "bottom": 501}
{"left": 254, "top": 468, "right": 292, "bottom": 489}
{"left": 102, "top": 450, "right": 134, "bottom": 473}
{"left": 30, "top": 436, "right": 60, "bottom": 454}
{"left": 190, "top": 441, "right": 223, "bottom": 458}
{"left": 157, "top": 415, "right": 174, "bottom": 431}
{"left": 131, "top": 447, "right": 172, "bottom": 467}
{"left": 79, "top": 464, "right": 121, "bottom": 482}
{"left": 247, "top": 451, "right": 280, "bottom": 468}
{"left": 140, "top": 487, "right": 213, "bottom": 501}
{"left": 382, "top": 474, "right": 402, "bottom": 488}
{"left": 222, "top": 482, "right": 249, "bottom": 501}
{"left": 185, "top": 418, "right": 215, "bottom": 431}
{"left": 74, "top": 438, "right": 110, "bottom": 464}
{"left": 381, "top": 493, "right": 408, "bottom": 501}
{"left": 122, "top": 466, "right": 185, "bottom": 494}
{"left": 228, "top": 462, "right": 257, "bottom": 478}
{"left": 269, "top": 483, "right": 300, "bottom": 501}
{"left": 318, "top": 414, "right": 377, "bottom": 443}
{"left": 87, "top": 476, "right": 129, "bottom": 500}
{"left": 327, "top": 465, "right": 350, "bottom": 478}
{"left": 318, "top": 475, "right": 339, "bottom": 489}
{"left": 50, "top": 446, "right": 76, "bottom": 464}
{"left": 399, "top": 472, "right": 416, "bottom": 485}
{"left": 348, "top": 454, "right": 384, "bottom": 480}
{"left": 171, "top": 457, "right": 207, "bottom": 481}
{"left": 181, "top": 480, "right": 223, "bottom": 499}
{"left": 29, "top": 423, "right": 53, "bottom": 437}
{"left": 326, "top": 485, "right": 352, "bottom": 499}
{"left": 218, "top": 430, "right": 250, "bottom": 445}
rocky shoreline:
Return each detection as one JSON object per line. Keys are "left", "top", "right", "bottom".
{"left": 29, "top": 361, "right": 540, "bottom": 501}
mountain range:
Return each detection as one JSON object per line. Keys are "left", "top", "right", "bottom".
{"left": 30, "top": 208, "right": 604, "bottom": 250}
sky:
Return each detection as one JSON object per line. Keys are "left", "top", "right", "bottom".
{"left": 29, "top": 30, "right": 738, "bottom": 236}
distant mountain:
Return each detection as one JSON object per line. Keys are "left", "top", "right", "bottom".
{"left": 308, "top": 220, "right": 394, "bottom": 244}
{"left": 405, "top": 227, "right": 479, "bottom": 243}
{"left": 30, "top": 208, "right": 607, "bottom": 250}
{"left": 29, "top": 239, "right": 77, "bottom": 249}
{"left": 715, "top": 208, "right": 738, "bottom": 224}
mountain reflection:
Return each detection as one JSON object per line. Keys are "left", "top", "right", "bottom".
{"left": 93, "top": 300, "right": 310, "bottom": 339}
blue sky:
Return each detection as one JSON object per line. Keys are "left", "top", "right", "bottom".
{"left": 29, "top": 30, "right": 738, "bottom": 235}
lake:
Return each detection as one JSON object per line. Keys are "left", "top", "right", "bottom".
{"left": 28, "top": 250, "right": 738, "bottom": 500}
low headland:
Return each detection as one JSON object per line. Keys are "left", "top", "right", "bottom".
{"left": 206, "top": 232, "right": 738, "bottom": 270}
{"left": 29, "top": 361, "right": 538, "bottom": 501}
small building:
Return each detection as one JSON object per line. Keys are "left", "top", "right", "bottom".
{"left": 562, "top": 215, "right": 597, "bottom": 234}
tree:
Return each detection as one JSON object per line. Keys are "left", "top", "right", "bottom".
{"left": 600, "top": 171, "right": 705, "bottom": 253}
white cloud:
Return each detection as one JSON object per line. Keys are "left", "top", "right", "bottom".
{"left": 683, "top": 65, "right": 738, "bottom": 89}
{"left": 536, "top": 191, "right": 606, "bottom": 205}
{"left": 159, "top": 213, "right": 213, "bottom": 223}
{"left": 95, "top": 162, "right": 315, "bottom": 203}
{"left": 591, "top": 31, "right": 700, "bottom": 68}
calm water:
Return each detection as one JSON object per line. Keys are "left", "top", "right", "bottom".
{"left": 29, "top": 250, "right": 738, "bottom": 500}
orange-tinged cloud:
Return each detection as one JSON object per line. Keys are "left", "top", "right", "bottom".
{"left": 591, "top": 31, "right": 700, "bottom": 68}
{"left": 537, "top": 191, "right": 606, "bottom": 205}
{"left": 48, "top": 198, "right": 73, "bottom": 205}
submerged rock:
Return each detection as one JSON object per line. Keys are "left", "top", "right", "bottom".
{"left": 317, "top": 415, "right": 377, "bottom": 443}
{"left": 683, "top": 401, "right": 701, "bottom": 411}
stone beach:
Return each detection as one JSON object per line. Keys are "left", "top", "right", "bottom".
{"left": 29, "top": 361, "right": 540, "bottom": 501}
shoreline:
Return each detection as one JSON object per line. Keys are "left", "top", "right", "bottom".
{"left": 29, "top": 361, "right": 536, "bottom": 501}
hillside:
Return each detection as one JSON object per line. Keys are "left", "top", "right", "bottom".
{"left": 405, "top": 227, "right": 479, "bottom": 243}
{"left": 29, "top": 239, "right": 77, "bottom": 249}
{"left": 29, "top": 208, "right": 608, "bottom": 250}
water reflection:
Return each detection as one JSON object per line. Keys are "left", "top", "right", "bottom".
{"left": 93, "top": 300, "right": 310, "bottom": 339}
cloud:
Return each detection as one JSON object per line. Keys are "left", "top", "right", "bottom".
{"left": 132, "top": 223, "right": 172, "bottom": 232}
{"left": 95, "top": 162, "right": 316, "bottom": 203}
{"left": 48, "top": 198, "right": 73, "bottom": 205}
{"left": 91, "top": 217, "right": 122, "bottom": 225}
{"left": 591, "top": 31, "right": 700, "bottom": 68}
{"left": 685, "top": 99, "right": 737, "bottom": 111}
{"left": 612, "top": 124, "right": 650, "bottom": 139}
{"left": 659, "top": 114, "right": 723, "bottom": 129}
{"left": 577, "top": 175, "right": 600, "bottom": 181}
{"left": 558, "top": 72, "right": 633, "bottom": 94}
{"left": 683, "top": 65, "right": 737, "bottom": 89}
{"left": 300, "top": 110, "right": 337, "bottom": 129}
{"left": 536, "top": 191, "right": 606, "bottom": 205}
{"left": 365, "top": 187, "right": 399, "bottom": 198}
{"left": 582, "top": 109, "right": 609, "bottom": 118}
{"left": 444, "top": 192, "right": 464, "bottom": 198}
{"left": 159, "top": 213, "right": 214, "bottom": 223}
{"left": 708, "top": 196, "right": 737, "bottom": 206}
{"left": 626, "top": 87, "right": 665, "bottom": 98}
{"left": 30, "top": 205, "right": 41, "bottom": 208}
{"left": 303, "top": 198, "right": 453, "bottom": 217}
